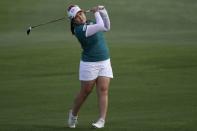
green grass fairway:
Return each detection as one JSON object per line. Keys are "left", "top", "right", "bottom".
{"left": 0, "top": 0, "right": 197, "bottom": 131}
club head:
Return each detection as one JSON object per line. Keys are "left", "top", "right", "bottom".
{"left": 27, "top": 26, "right": 32, "bottom": 35}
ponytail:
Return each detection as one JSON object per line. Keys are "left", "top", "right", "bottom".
{"left": 70, "top": 19, "right": 75, "bottom": 35}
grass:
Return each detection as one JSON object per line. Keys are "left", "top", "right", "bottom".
{"left": 0, "top": 0, "right": 197, "bottom": 130}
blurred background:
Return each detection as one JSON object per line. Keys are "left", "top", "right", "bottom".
{"left": 0, "top": 0, "right": 197, "bottom": 131}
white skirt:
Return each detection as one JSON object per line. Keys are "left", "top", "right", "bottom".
{"left": 79, "top": 59, "right": 113, "bottom": 81}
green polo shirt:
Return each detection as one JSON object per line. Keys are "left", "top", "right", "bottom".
{"left": 74, "top": 21, "right": 110, "bottom": 62}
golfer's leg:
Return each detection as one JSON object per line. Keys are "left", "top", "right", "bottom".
{"left": 96, "top": 77, "right": 110, "bottom": 120}
{"left": 72, "top": 80, "right": 96, "bottom": 116}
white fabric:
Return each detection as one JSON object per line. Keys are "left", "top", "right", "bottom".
{"left": 67, "top": 6, "right": 81, "bottom": 19}
{"left": 85, "top": 9, "right": 110, "bottom": 37}
{"left": 99, "top": 9, "right": 110, "bottom": 30}
{"left": 79, "top": 59, "right": 113, "bottom": 81}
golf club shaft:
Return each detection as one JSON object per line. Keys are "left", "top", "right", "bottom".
{"left": 30, "top": 8, "right": 104, "bottom": 29}
{"left": 31, "top": 17, "right": 65, "bottom": 29}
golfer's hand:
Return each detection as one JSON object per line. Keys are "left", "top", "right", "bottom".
{"left": 98, "top": 5, "right": 105, "bottom": 10}
{"left": 90, "top": 6, "right": 99, "bottom": 13}
{"left": 90, "top": 6, "right": 105, "bottom": 13}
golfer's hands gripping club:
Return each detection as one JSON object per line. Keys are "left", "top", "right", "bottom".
{"left": 86, "top": 5, "right": 105, "bottom": 13}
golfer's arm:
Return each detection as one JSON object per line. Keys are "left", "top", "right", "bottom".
{"left": 99, "top": 9, "right": 110, "bottom": 31}
{"left": 85, "top": 12, "right": 106, "bottom": 37}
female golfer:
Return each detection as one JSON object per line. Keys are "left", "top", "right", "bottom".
{"left": 67, "top": 5, "right": 113, "bottom": 128}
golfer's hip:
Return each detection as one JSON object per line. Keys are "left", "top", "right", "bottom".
{"left": 79, "top": 59, "right": 113, "bottom": 81}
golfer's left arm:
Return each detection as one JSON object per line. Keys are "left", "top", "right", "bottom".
{"left": 85, "top": 6, "right": 110, "bottom": 37}
{"left": 99, "top": 7, "right": 110, "bottom": 31}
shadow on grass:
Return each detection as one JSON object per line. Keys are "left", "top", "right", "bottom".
{"left": 0, "top": 124, "right": 109, "bottom": 131}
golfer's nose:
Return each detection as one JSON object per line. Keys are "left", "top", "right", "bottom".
{"left": 78, "top": 15, "right": 83, "bottom": 21}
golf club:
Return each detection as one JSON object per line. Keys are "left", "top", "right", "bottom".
{"left": 26, "top": 7, "right": 105, "bottom": 35}
{"left": 26, "top": 17, "right": 66, "bottom": 35}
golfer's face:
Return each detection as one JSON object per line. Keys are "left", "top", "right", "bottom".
{"left": 74, "top": 11, "right": 86, "bottom": 24}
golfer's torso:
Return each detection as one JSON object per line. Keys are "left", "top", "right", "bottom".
{"left": 74, "top": 22, "right": 109, "bottom": 62}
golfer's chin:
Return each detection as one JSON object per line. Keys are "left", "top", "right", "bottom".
{"left": 81, "top": 20, "right": 86, "bottom": 24}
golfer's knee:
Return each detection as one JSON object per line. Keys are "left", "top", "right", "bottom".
{"left": 83, "top": 86, "right": 93, "bottom": 96}
{"left": 100, "top": 86, "right": 108, "bottom": 94}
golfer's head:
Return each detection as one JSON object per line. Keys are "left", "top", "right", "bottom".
{"left": 67, "top": 5, "right": 86, "bottom": 24}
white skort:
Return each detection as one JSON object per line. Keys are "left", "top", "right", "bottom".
{"left": 79, "top": 59, "right": 113, "bottom": 81}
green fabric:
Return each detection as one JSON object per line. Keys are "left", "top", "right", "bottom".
{"left": 74, "top": 21, "right": 110, "bottom": 62}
